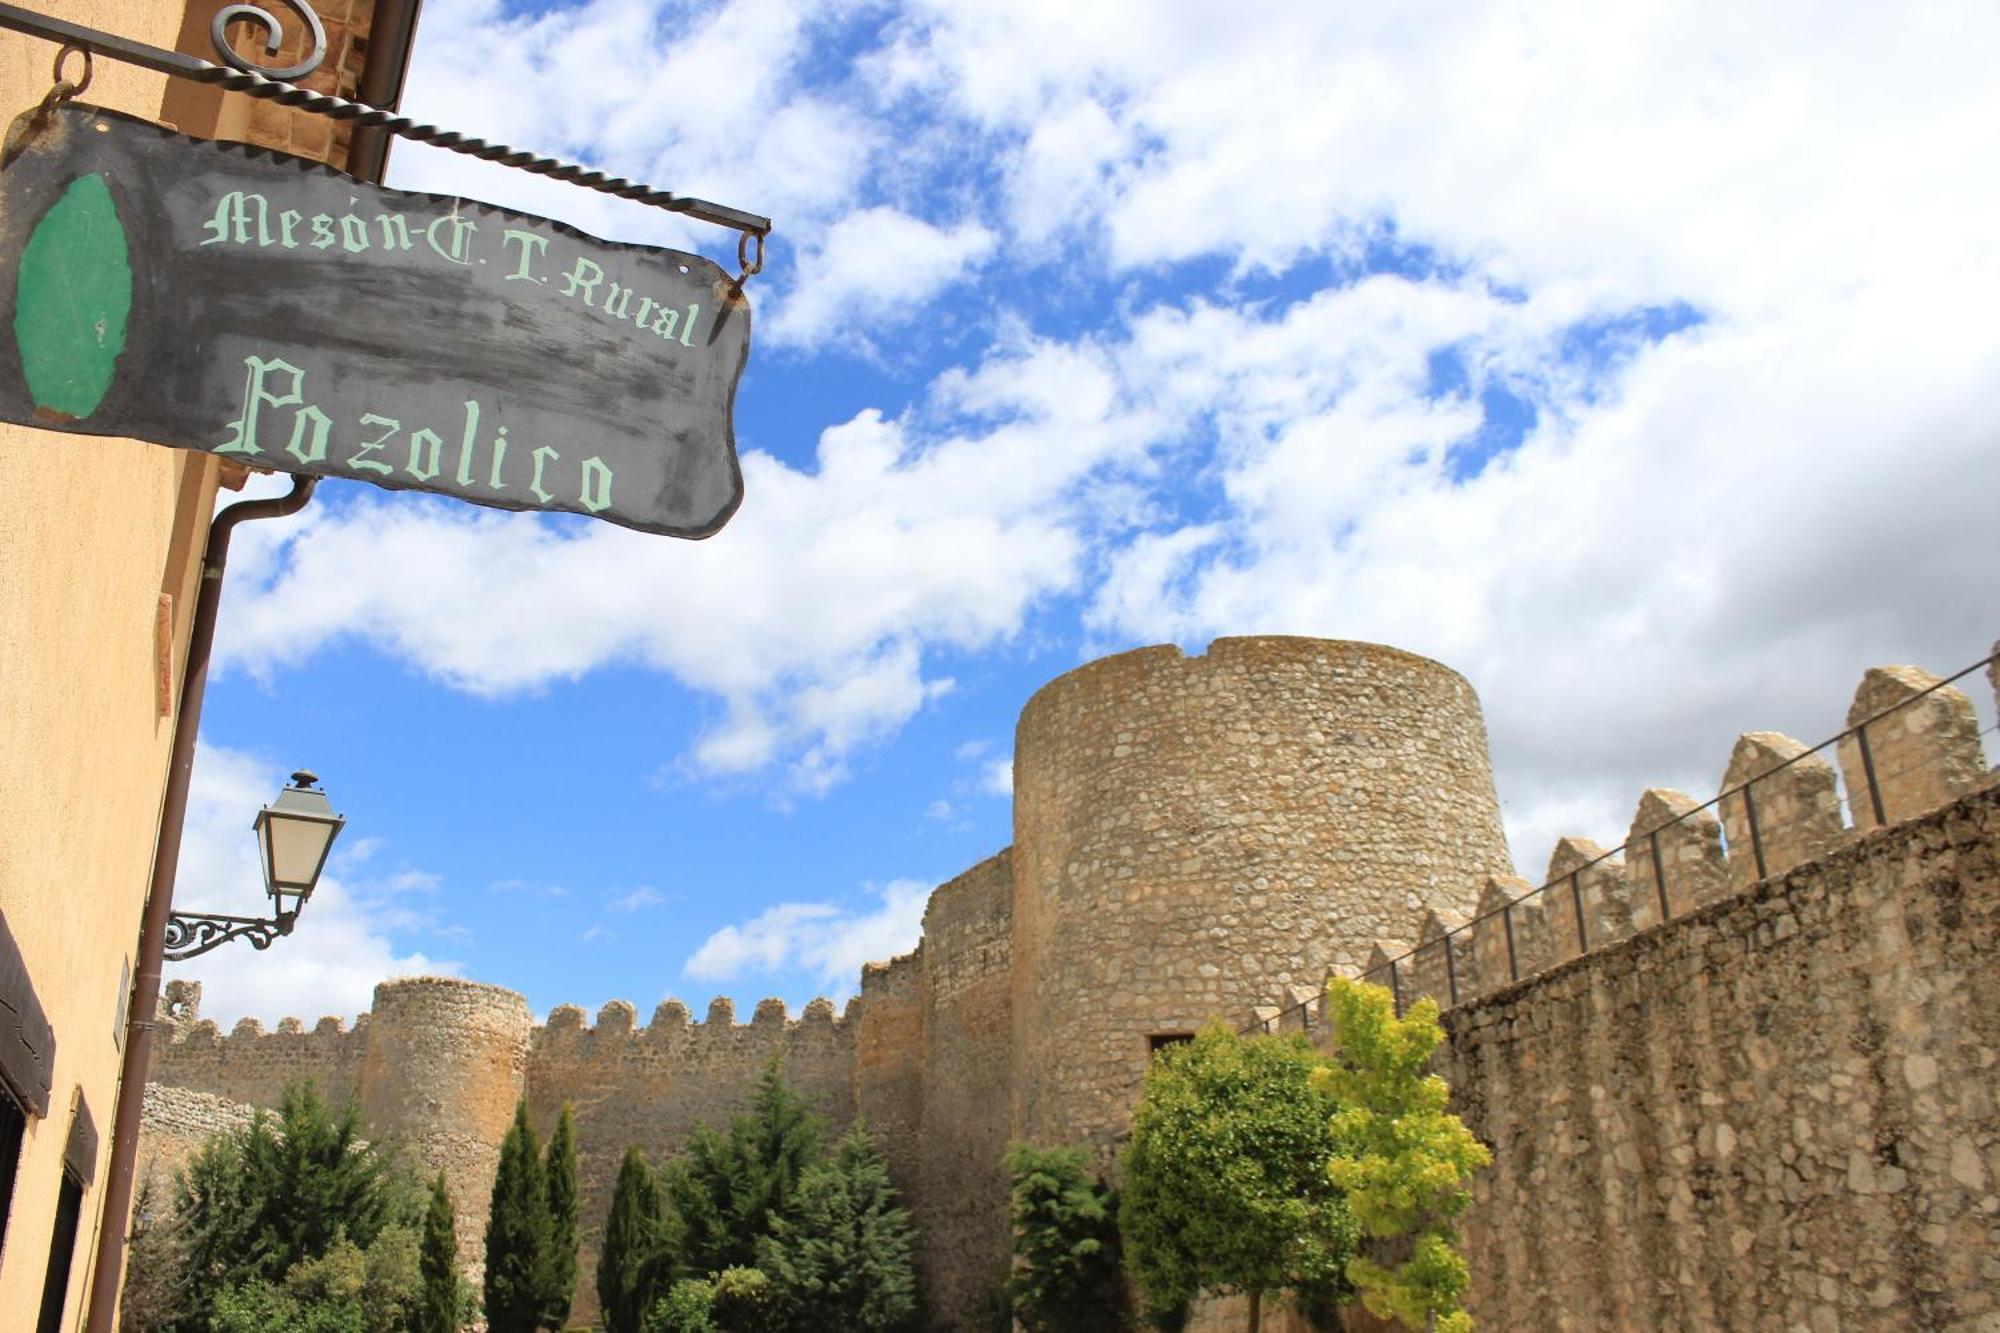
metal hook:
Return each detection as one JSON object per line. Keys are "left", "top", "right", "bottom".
{"left": 729, "top": 229, "right": 766, "bottom": 300}
{"left": 41, "top": 42, "right": 90, "bottom": 108}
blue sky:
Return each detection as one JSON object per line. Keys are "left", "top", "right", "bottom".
{"left": 171, "top": 0, "right": 2000, "bottom": 1025}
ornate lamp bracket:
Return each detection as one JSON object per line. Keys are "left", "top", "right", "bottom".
{"left": 162, "top": 909, "right": 297, "bottom": 961}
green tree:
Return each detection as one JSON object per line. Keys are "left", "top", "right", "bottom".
{"left": 168, "top": 1082, "right": 419, "bottom": 1332}
{"left": 599, "top": 1147, "right": 669, "bottom": 1333}
{"left": 641, "top": 1278, "right": 717, "bottom": 1333}
{"left": 1120, "top": 1025, "right": 1355, "bottom": 1333}
{"left": 665, "top": 1061, "right": 822, "bottom": 1276}
{"left": 485, "top": 1100, "right": 550, "bottom": 1333}
{"left": 208, "top": 1226, "right": 421, "bottom": 1333}
{"left": 710, "top": 1266, "right": 777, "bottom": 1329}
{"left": 1004, "top": 1142, "right": 1129, "bottom": 1332}
{"left": 542, "top": 1104, "right": 580, "bottom": 1330}
{"left": 1315, "top": 977, "right": 1490, "bottom": 1333}
{"left": 418, "top": 1172, "right": 460, "bottom": 1333}
{"left": 756, "top": 1121, "right": 917, "bottom": 1333}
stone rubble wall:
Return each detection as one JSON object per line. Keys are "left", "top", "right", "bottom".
{"left": 914, "top": 850, "right": 1017, "bottom": 1328}
{"left": 134, "top": 1084, "right": 259, "bottom": 1208}
{"left": 525, "top": 992, "right": 858, "bottom": 1327}
{"left": 1010, "top": 638, "right": 1515, "bottom": 1153}
{"left": 1436, "top": 783, "right": 2000, "bottom": 1331}
{"left": 150, "top": 1000, "right": 369, "bottom": 1117}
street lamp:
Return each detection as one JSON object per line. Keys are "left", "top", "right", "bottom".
{"left": 163, "top": 771, "right": 345, "bottom": 960}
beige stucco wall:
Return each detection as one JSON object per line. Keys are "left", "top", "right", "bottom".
{"left": 0, "top": 4, "right": 214, "bottom": 1325}
{"left": 0, "top": 1, "right": 379, "bottom": 1324}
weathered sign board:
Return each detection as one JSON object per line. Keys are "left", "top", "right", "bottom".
{"left": 0, "top": 103, "right": 748, "bottom": 537}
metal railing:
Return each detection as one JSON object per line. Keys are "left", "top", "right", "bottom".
{"left": 1246, "top": 647, "right": 1999, "bottom": 1035}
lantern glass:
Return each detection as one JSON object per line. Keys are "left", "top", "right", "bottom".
{"left": 252, "top": 772, "right": 344, "bottom": 909}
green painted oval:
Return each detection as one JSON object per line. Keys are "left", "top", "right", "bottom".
{"left": 13, "top": 172, "right": 132, "bottom": 422}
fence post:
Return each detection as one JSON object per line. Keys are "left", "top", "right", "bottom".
{"left": 1742, "top": 780, "right": 1769, "bottom": 882}
{"left": 1854, "top": 721, "right": 1888, "bottom": 826}
{"left": 1503, "top": 899, "right": 1519, "bottom": 982}
{"left": 1388, "top": 959, "right": 1403, "bottom": 1018}
{"left": 1649, "top": 829, "right": 1671, "bottom": 923}
{"left": 1569, "top": 871, "right": 1588, "bottom": 953}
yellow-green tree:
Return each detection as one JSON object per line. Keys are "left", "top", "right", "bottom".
{"left": 1120, "top": 1026, "right": 1355, "bottom": 1333}
{"left": 1315, "top": 978, "right": 1490, "bottom": 1333}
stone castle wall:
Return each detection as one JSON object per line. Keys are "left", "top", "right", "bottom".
{"left": 1011, "top": 637, "right": 1514, "bottom": 1150}
{"left": 914, "top": 850, "right": 1017, "bottom": 1327}
{"left": 142, "top": 636, "right": 1998, "bottom": 1330}
{"left": 1436, "top": 782, "right": 2000, "bottom": 1331}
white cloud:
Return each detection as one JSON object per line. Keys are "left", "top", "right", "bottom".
{"left": 167, "top": 743, "right": 455, "bottom": 1025}
{"left": 214, "top": 326, "right": 1160, "bottom": 792}
{"left": 682, "top": 878, "right": 932, "bottom": 994}
{"left": 980, "top": 757, "right": 1013, "bottom": 797}
{"left": 224, "top": 0, "right": 2000, "bottom": 872}
{"left": 609, "top": 886, "right": 666, "bottom": 913}
{"left": 769, "top": 207, "right": 995, "bottom": 347}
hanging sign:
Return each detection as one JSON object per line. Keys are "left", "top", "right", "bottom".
{"left": 0, "top": 103, "right": 749, "bottom": 538}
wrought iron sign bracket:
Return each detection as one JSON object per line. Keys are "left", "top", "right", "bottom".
{"left": 0, "top": 2, "right": 773, "bottom": 237}
{"left": 162, "top": 909, "right": 298, "bottom": 962}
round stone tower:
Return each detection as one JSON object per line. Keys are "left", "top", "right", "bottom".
{"left": 1008, "top": 637, "right": 1512, "bottom": 1147}
{"left": 359, "top": 976, "right": 533, "bottom": 1271}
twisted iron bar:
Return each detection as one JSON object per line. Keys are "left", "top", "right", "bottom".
{"left": 163, "top": 910, "right": 297, "bottom": 961}
{"left": 0, "top": 3, "right": 771, "bottom": 236}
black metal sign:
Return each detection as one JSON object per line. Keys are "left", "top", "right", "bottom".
{"left": 0, "top": 103, "right": 749, "bottom": 537}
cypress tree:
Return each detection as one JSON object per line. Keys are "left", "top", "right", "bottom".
{"left": 757, "top": 1121, "right": 918, "bottom": 1333}
{"left": 542, "top": 1104, "right": 581, "bottom": 1330}
{"left": 598, "top": 1147, "right": 666, "bottom": 1333}
{"left": 419, "top": 1171, "right": 460, "bottom": 1333}
{"left": 485, "top": 1100, "right": 549, "bottom": 1333}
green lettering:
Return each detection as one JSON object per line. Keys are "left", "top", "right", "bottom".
{"left": 579, "top": 457, "right": 613, "bottom": 513}
{"left": 502, "top": 229, "right": 548, "bottom": 283}
{"left": 559, "top": 257, "right": 603, "bottom": 306}
{"left": 529, "top": 444, "right": 559, "bottom": 503}
{"left": 455, "top": 399, "right": 481, "bottom": 487}
{"left": 376, "top": 213, "right": 414, "bottom": 251}
{"left": 425, "top": 214, "right": 476, "bottom": 265}
{"left": 649, "top": 304, "right": 678, "bottom": 340}
{"left": 348, "top": 413, "right": 398, "bottom": 474}
{"left": 602, "top": 282, "right": 633, "bottom": 320}
{"left": 406, "top": 427, "right": 444, "bottom": 481}
{"left": 220, "top": 355, "right": 314, "bottom": 456}
{"left": 487, "top": 426, "right": 510, "bottom": 489}
{"left": 199, "top": 192, "right": 271, "bottom": 247}
{"left": 311, "top": 214, "right": 336, "bottom": 250}
{"left": 279, "top": 209, "right": 302, "bottom": 248}
{"left": 680, "top": 303, "right": 699, "bottom": 347}
{"left": 339, "top": 202, "right": 371, "bottom": 254}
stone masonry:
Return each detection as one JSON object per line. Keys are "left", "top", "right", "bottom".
{"left": 148, "top": 636, "right": 1512, "bottom": 1327}
{"left": 145, "top": 636, "right": 1999, "bottom": 1330}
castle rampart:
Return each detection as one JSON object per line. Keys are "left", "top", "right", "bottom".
{"left": 1434, "top": 782, "right": 2000, "bottom": 1330}
{"left": 914, "top": 850, "right": 1016, "bottom": 1326}
{"left": 144, "top": 636, "right": 1999, "bottom": 1330}
{"left": 1010, "top": 637, "right": 1514, "bottom": 1148}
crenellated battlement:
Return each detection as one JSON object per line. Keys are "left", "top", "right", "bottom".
{"left": 1261, "top": 649, "right": 2000, "bottom": 1023}
{"left": 527, "top": 993, "right": 851, "bottom": 1050}
{"left": 145, "top": 635, "right": 1999, "bottom": 1332}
